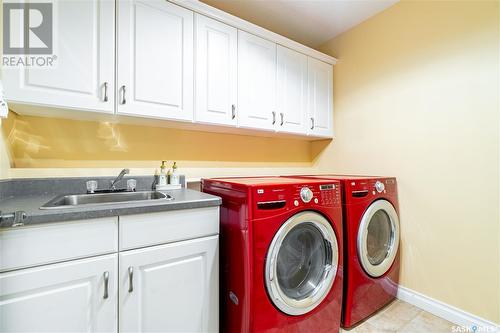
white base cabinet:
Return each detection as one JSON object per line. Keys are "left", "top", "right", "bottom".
{"left": 120, "top": 236, "right": 218, "bottom": 333}
{"left": 0, "top": 208, "right": 219, "bottom": 333}
{"left": 0, "top": 254, "right": 118, "bottom": 333}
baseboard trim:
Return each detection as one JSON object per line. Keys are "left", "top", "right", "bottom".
{"left": 397, "top": 285, "right": 499, "bottom": 332}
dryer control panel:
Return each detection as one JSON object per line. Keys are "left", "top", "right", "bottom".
{"left": 347, "top": 177, "right": 397, "bottom": 199}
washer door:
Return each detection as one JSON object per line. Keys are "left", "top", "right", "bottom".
{"left": 357, "top": 199, "right": 400, "bottom": 278}
{"left": 265, "top": 211, "right": 339, "bottom": 316}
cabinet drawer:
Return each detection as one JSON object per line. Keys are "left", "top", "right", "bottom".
{"left": 119, "top": 207, "right": 219, "bottom": 250}
{"left": 0, "top": 217, "right": 118, "bottom": 272}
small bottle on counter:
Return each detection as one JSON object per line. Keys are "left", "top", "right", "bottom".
{"left": 159, "top": 161, "right": 168, "bottom": 186}
{"left": 167, "top": 168, "right": 172, "bottom": 185}
{"left": 170, "top": 162, "right": 180, "bottom": 185}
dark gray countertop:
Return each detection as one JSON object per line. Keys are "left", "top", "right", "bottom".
{"left": 0, "top": 177, "right": 221, "bottom": 228}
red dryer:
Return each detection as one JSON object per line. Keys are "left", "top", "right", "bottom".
{"left": 285, "top": 175, "right": 400, "bottom": 329}
{"left": 202, "top": 177, "right": 344, "bottom": 332}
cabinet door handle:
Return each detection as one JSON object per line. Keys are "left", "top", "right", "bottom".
{"left": 272, "top": 111, "right": 276, "bottom": 125}
{"left": 121, "top": 85, "right": 126, "bottom": 105}
{"left": 103, "top": 271, "right": 109, "bottom": 299}
{"left": 103, "top": 82, "right": 108, "bottom": 102}
{"left": 231, "top": 104, "right": 236, "bottom": 119}
{"left": 310, "top": 117, "right": 315, "bottom": 130}
{"left": 280, "top": 112, "right": 284, "bottom": 126}
{"left": 128, "top": 266, "right": 134, "bottom": 293}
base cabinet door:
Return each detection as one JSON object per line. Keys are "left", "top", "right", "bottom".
{"left": 119, "top": 236, "right": 218, "bottom": 333}
{"left": 307, "top": 57, "right": 334, "bottom": 138}
{"left": 117, "top": 0, "right": 194, "bottom": 121}
{"left": 3, "top": 0, "right": 115, "bottom": 113}
{"left": 0, "top": 254, "right": 118, "bottom": 333}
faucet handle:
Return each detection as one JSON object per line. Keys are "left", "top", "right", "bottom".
{"left": 86, "top": 180, "right": 98, "bottom": 193}
{"left": 12, "top": 211, "right": 27, "bottom": 227}
{"left": 0, "top": 210, "right": 28, "bottom": 227}
{"left": 127, "top": 179, "right": 137, "bottom": 192}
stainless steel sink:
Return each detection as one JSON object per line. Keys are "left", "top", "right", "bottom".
{"left": 40, "top": 191, "right": 172, "bottom": 209}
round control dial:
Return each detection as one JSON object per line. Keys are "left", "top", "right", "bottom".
{"left": 300, "top": 187, "right": 314, "bottom": 203}
{"left": 375, "top": 181, "right": 385, "bottom": 193}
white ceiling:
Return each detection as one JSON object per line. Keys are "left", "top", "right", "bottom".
{"left": 200, "top": 0, "right": 399, "bottom": 48}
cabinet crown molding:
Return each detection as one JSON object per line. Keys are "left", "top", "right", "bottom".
{"left": 168, "top": 0, "right": 338, "bottom": 65}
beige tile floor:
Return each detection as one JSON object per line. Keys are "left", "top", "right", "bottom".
{"left": 341, "top": 300, "right": 455, "bottom": 333}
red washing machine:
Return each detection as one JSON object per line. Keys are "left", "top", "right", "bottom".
{"left": 284, "top": 175, "right": 400, "bottom": 329}
{"left": 202, "top": 177, "right": 344, "bottom": 333}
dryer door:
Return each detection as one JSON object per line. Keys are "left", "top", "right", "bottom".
{"left": 357, "top": 199, "right": 400, "bottom": 278}
{"left": 265, "top": 211, "right": 339, "bottom": 316}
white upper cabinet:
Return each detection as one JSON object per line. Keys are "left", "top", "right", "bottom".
{"left": 307, "top": 57, "right": 334, "bottom": 137}
{"left": 117, "top": 0, "right": 194, "bottom": 121}
{"left": 237, "top": 31, "right": 277, "bottom": 131}
{"left": 119, "top": 236, "right": 218, "bottom": 333}
{"left": 2, "top": 0, "right": 335, "bottom": 138}
{"left": 195, "top": 14, "right": 237, "bottom": 126}
{"left": 276, "top": 46, "right": 308, "bottom": 135}
{"left": 0, "top": 255, "right": 117, "bottom": 333}
{"left": 3, "top": 0, "right": 115, "bottom": 113}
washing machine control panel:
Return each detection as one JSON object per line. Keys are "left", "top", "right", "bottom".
{"left": 318, "top": 184, "right": 341, "bottom": 206}
{"left": 251, "top": 182, "right": 342, "bottom": 218}
{"left": 375, "top": 181, "right": 385, "bottom": 193}
{"left": 300, "top": 187, "right": 313, "bottom": 203}
{"left": 292, "top": 183, "right": 341, "bottom": 207}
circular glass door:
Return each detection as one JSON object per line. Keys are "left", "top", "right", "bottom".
{"left": 265, "top": 211, "right": 339, "bottom": 316}
{"left": 357, "top": 200, "right": 400, "bottom": 277}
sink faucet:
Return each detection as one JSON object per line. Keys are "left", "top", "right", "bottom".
{"left": 110, "top": 168, "right": 130, "bottom": 190}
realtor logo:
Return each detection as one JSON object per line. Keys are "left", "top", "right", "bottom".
{"left": 2, "top": 2, "right": 56, "bottom": 67}
{"left": 3, "top": 3, "right": 53, "bottom": 55}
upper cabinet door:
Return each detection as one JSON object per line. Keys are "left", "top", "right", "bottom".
{"left": 2, "top": 0, "right": 115, "bottom": 113}
{"left": 195, "top": 14, "right": 237, "bottom": 126}
{"left": 237, "top": 31, "right": 277, "bottom": 131}
{"left": 307, "top": 57, "right": 334, "bottom": 138}
{"left": 0, "top": 255, "right": 117, "bottom": 333}
{"left": 276, "top": 46, "right": 308, "bottom": 135}
{"left": 120, "top": 236, "right": 219, "bottom": 333}
{"left": 117, "top": 0, "right": 194, "bottom": 121}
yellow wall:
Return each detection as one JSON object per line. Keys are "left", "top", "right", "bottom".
{"left": 1, "top": 111, "right": 321, "bottom": 178}
{"left": 316, "top": 0, "right": 499, "bottom": 324}
{"left": 0, "top": 120, "right": 10, "bottom": 179}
